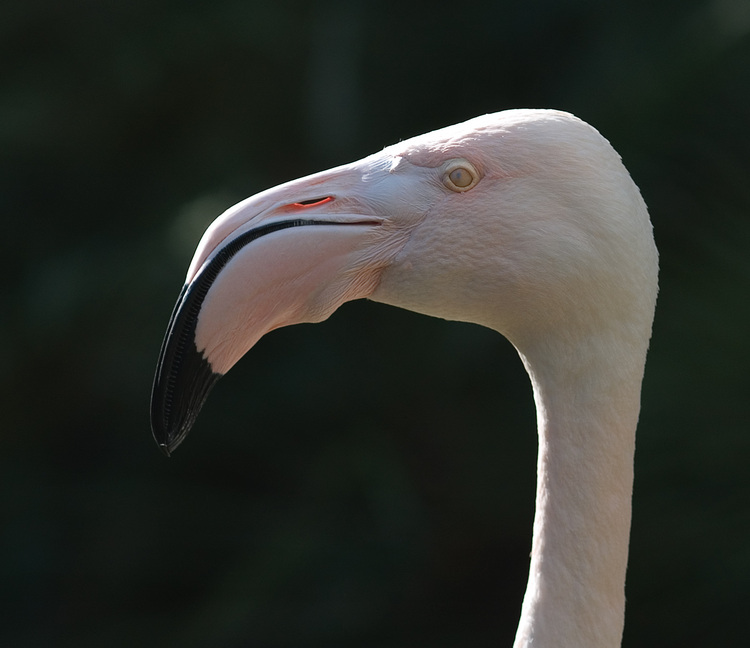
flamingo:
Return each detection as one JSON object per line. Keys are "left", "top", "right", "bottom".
{"left": 151, "top": 109, "right": 658, "bottom": 648}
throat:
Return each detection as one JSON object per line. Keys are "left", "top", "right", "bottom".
{"left": 513, "top": 339, "right": 645, "bottom": 648}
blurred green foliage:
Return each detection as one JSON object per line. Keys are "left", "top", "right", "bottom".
{"left": 2, "top": 0, "right": 749, "bottom": 646}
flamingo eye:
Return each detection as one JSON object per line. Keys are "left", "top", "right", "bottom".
{"left": 449, "top": 168, "right": 472, "bottom": 187}
{"left": 442, "top": 159, "right": 479, "bottom": 192}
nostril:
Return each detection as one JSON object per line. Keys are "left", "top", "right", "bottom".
{"left": 292, "top": 196, "right": 334, "bottom": 208}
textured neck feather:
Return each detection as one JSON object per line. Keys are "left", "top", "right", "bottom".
{"left": 512, "top": 329, "right": 646, "bottom": 648}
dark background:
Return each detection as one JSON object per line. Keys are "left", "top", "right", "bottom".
{"left": 2, "top": 1, "right": 749, "bottom": 646}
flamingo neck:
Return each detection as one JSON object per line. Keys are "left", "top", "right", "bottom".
{"left": 512, "top": 333, "right": 646, "bottom": 648}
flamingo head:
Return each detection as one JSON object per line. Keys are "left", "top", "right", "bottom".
{"left": 151, "top": 109, "right": 657, "bottom": 454}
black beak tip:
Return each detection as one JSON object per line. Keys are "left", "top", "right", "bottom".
{"left": 150, "top": 416, "right": 198, "bottom": 457}
{"left": 149, "top": 413, "right": 178, "bottom": 457}
{"left": 149, "top": 276, "right": 225, "bottom": 458}
{"left": 150, "top": 419, "right": 181, "bottom": 457}
{"left": 150, "top": 338, "right": 222, "bottom": 458}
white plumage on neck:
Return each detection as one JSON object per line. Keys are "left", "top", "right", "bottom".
{"left": 513, "top": 333, "right": 646, "bottom": 647}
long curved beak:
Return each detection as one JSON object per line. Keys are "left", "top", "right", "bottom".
{"left": 150, "top": 154, "right": 423, "bottom": 455}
